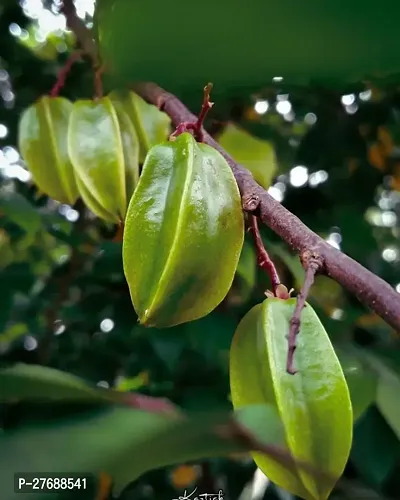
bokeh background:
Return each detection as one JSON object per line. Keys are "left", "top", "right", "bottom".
{"left": 0, "top": 1, "right": 399, "bottom": 499}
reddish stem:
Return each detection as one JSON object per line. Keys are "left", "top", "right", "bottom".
{"left": 286, "top": 251, "right": 323, "bottom": 375}
{"left": 112, "top": 223, "right": 124, "bottom": 242}
{"left": 249, "top": 214, "right": 281, "bottom": 295}
{"left": 126, "top": 393, "right": 179, "bottom": 415}
{"left": 93, "top": 64, "right": 105, "bottom": 100}
{"left": 170, "top": 83, "right": 214, "bottom": 141}
{"left": 49, "top": 50, "right": 84, "bottom": 97}
{"left": 195, "top": 82, "right": 214, "bottom": 138}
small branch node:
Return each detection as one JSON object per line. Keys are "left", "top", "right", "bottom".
{"left": 300, "top": 249, "right": 324, "bottom": 272}
{"left": 242, "top": 193, "right": 260, "bottom": 212}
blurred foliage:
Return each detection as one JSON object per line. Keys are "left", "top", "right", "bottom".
{"left": 95, "top": 1, "right": 400, "bottom": 101}
{"left": 0, "top": 1, "right": 400, "bottom": 500}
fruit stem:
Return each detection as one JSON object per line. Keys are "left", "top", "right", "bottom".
{"left": 170, "top": 83, "right": 214, "bottom": 142}
{"left": 93, "top": 64, "right": 105, "bottom": 100}
{"left": 195, "top": 82, "right": 214, "bottom": 139}
{"left": 248, "top": 214, "right": 281, "bottom": 295}
{"left": 286, "top": 251, "right": 323, "bottom": 375}
{"left": 112, "top": 222, "right": 124, "bottom": 242}
{"left": 49, "top": 50, "right": 83, "bottom": 97}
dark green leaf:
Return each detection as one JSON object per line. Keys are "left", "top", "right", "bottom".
{"left": 0, "top": 190, "right": 42, "bottom": 235}
{"left": 351, "top": 406, "right": 400, "bottom": 491}
{"left": 0, "top": 363, "right": 122, "bottom": 404}
{"left": 95, "top": 0, "right": 400, "bottom": 100}
{"left": 0, "top": 403, "right": 288, "bottom": 499}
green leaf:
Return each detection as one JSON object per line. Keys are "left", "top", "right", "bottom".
{"left": 186, "top": 311, "right": 237, "bottom": 369}
{"left": 149, "top": 327, "right": 187, "bottom": 372}
{"left": 0, "top": 403, "right": 291, "bottom": 500}
{"left": 0, "top": 229, "right": 14, "bottom": 269}
{"left": 0, "top": 190, "right": 42, "bottom": 236}
{"left": 0, "top": 323, "right": 29, "bottom": 347}
{"left": 377, "top": 376, "right": 400, "bottom": 439}
{"left": 351, "top": 406, "right": 400, "bottom": 491}
{"left": 360, "top": 350, "right": 400, "bottom": 439}
{"left": 0, "top": 364, "right": 122, "bottom": 404}
{"left": 230, "top": 299, "right": 353, "bottom": 500}
{"left": 115, "top": 372, "right": 148, "bottom": 392}
{"left": 217, "top": 124, "right": 277, "bottom": 189}
{"left": 334, "top": 347, "right": 378, "bottom": 421}
{"left": 95, "top": 0, "right": 400, "bottom": 99}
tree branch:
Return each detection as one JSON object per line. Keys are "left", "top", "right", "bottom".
{"left": 133, "top": 82, "right": 400, "bottom": 333}
{"left": 60, "top": 0, "right": 99, "bottom": 66}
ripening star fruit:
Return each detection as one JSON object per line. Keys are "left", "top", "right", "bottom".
{"left": 68, "top": 93, "right": 141, "bottom": 223}
{"left": 230, "top": 298, "right": 353, "bottom": 500}
{"left": 18, "top": 96, "right": 78, "bottom": 205}
{"left": 110, "top": 89, "right": 171, "bottom": 163}
{"left": 123, "top": 132, "right": 244, "bottom": 328}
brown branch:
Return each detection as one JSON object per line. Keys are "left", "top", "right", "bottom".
{"left": 248, "top": 214, "right": 281, "bottom": 295}
{"left": 133, "top": 82, "right": 400, "bottom": 333}
{"left": 60, "top": 0, "right": 99, "bottom": 67}
{"left": 286, "top": 251, "right": 323, "bottom": 375}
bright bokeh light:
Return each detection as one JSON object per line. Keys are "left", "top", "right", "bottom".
{"left": 65, "top": 208, "right": 79, "bottom": 222}
{"left": 100, "top": 318, "right": 115, "bottom": 333}
{"left": 19, "top": 0, "right": 94, "bottom": 38}
{"left": 326, "top": 232, "right": 342, "bottom": 250}
{"left": 289, "top": 166, "right": 308, "bottom": 187}
{"left": 341, "top": 94, "right": 355, "bottom": 106}
{"left": 359, "top": 89, "right": 372, "bottom": 101}
{"left": 9, "top": 23, "right": 22, "bottom": 37}
{"left": 366, "top": 207, "right": 399, "bottom": 228}
{"left": 382, "top": 247, "right": 399, "bottom": 262}
{"left": 24, "top": 335, "right": 38, "bottom": 351}
{"left": 309, "top": 170, "right": 328, "bottom": 187}
{"left": 304, "top": 113, "right": 317, "bottom": 125}
{"left": 345, "top": 104, "right": 358, "bottom": 114}
{"left": 283, "top": 111, "right": 295, "bottom": 122}
{"left": 254, "top": 100, "right": 269, "bottom": 114}
{"left": 0, "top": 124, "right": 8, "bottom": 138}
{"left": 54, "top": 321, "right": 66, "bottom": 335}
{"left": 330, "top": 308, "right": 344, "bottom": 320}
{"left": 276, "top": 100, "right": 292, "bottom": 115}
{"left": 380, "top": 189, "right": 400, "bottom": 210}
{"left": 381, "top": 211, "right": 397, "bottom": 227}
{"left": 3, "top": 146, "right": 19, "bottom": 163}
{"left": 97, "top": 381, "right": 109, "bottom": 388}
{"left": 268, "top": 185, "right": 284, "bottom": 202}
